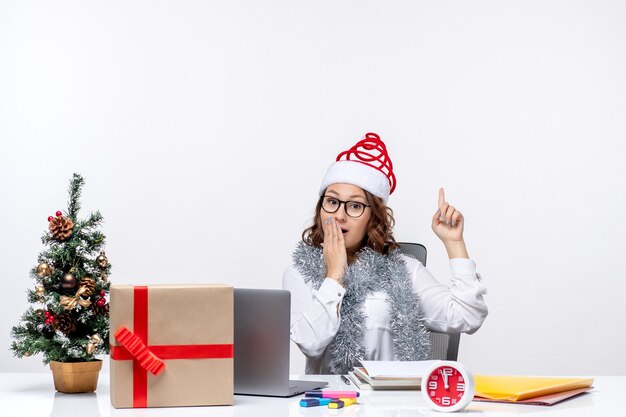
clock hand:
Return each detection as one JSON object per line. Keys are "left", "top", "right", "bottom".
{"left": 442, "top": 369, "right": 449, "bottom": 389}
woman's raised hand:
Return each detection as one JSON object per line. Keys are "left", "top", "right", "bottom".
{"left": 321, "top": 215, "right": 348, "bottom": 284}
{"left": 431, "top": 187, "right": 465, "bottom": 243}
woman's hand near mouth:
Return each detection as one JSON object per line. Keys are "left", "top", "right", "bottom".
{"left": 321, "top": 215, "right": 348, "bottom": 285}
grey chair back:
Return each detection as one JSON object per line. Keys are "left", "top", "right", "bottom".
{"left": 396, "top": 242, "right": 460, "bottom": 361}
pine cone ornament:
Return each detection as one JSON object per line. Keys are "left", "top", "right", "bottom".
{"left": 79, "top": 276, "right": 96, "bottom": 297}
{"left": 91, "top": 302, "right": 109, "bottom": 318}
{"left": 48, "top": 216, "right": 74, "bottom": 241}
{"left": 51, "top": 313, "right": 77, "bottom": 334}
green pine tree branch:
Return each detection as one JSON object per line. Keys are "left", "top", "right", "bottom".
{"left": 67, "top": 173, "right": 85, "bottom": 220}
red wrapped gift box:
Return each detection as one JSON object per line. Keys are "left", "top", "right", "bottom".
{"left": 109, "top": 284, "right": 233, "bottom": 408}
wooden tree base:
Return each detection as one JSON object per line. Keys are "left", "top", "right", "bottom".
{"left": 49, "top": 360, "right": 102, "bottom": 393}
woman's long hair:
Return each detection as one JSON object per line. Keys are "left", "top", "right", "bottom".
{"left": 302, "top": 188, "right": 399, "bottom": 257}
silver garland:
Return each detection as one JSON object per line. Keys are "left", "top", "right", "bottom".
{"left": 293, "top": 242, "right": 432, "bottom": 374}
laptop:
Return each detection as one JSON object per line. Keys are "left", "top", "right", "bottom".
{"left": 234, "top": 288, "right": 328, "bottom": 397}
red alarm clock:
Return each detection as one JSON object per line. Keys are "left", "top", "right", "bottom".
{"left": 421, "top": 361, "right": 475, "bottom": 412}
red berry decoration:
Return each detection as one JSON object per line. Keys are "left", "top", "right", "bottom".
{"left": 47, "top": 216, "right": 53, "bottom": 222}
{"left": 97, "top": 298, "right": 106, "bottom": 307}
{"left": 55, "top": 211, "right": 62, "bottom": 217}
{"left": 44, "top": 311, "right": 50, "bottom": 317}
{"left": 99, "top": 290, "right": 106, "bottom": 297}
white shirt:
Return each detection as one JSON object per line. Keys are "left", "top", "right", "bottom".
{"left": 282, "top": 254, "right": 488, "bottom": 374}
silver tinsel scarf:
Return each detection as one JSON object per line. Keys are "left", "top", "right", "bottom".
{"left": 292, "top": 242, "right": 432, "bottom": 374}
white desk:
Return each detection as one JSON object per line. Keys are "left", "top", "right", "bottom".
{"left": 0, "top": 373, "right": 621, "bottom": 417}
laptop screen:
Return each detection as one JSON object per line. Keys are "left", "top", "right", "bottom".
{"left": 234, "top": 288, "right": 291, "bottom": 395}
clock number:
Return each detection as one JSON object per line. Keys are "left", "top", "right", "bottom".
{"left": 441, "top": 368, "right": 453, "bottom": 388}
{"left": 441, "top": 397, "right": 451, "bottom": 406}
{"left": 457, "top": 383, "right": 465, "bottom": 391}
{"left": 428, "top": 381, "right": 438, "bottom": 390}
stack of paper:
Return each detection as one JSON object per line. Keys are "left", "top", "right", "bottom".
{"left": 347, "top": 360, "right": 440, "bottom": 390}
{"left": 473, "top": 375, "right": 594, "bottom": 406}
{"left": 346, "top": 370, "right": 373, "bottom": 390}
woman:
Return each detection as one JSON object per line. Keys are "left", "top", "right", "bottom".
{"left": 283, "top": 133, "right": 488, "bottom": 375}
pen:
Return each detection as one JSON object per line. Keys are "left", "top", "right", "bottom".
{"left": 341, "top": 375, "right": 351, "bottom": 385}
{"left": 328, "top": 397, "right": 358, "bottom": 409}
{"left": 300, "top": 398, "right": 332, "bottom": 407}
{"left": 305, "top": 390, "right": 360, "bottom": 398}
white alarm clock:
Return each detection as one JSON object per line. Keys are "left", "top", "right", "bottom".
{"left": 421, "top": 361, "right": 475, "bottom": 412}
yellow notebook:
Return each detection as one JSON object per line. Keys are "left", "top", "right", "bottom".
{"left": 474, "top": 375, "right": 594, "bottom": 401}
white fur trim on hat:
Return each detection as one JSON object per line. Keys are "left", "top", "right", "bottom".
{"left": 319, "top": 160, "right": 391, "bottom": 202}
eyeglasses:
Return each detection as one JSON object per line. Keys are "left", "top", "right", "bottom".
{"left": 321, "top": 195, "right": 371, "bottom": 218}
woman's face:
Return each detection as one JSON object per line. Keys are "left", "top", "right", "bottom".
{"left": 320, "top": 183, "right": 371, "bottom": 254}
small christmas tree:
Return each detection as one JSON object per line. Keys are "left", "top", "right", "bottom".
{"left": 11, "top": 173, "right": 111, "bottom": 364}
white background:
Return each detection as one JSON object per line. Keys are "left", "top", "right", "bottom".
{"left": 1, "top": 1, "right": 625, "bottom": 376}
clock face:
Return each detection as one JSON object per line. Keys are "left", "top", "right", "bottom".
{"left": 422, "top": 362, "right": 475, "bottom": 412}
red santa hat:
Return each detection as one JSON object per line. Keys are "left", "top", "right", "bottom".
{"left": 319, "top": 132, "right": 396, "bottom": 202}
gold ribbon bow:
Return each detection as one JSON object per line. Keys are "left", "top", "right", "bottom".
{"left": 60, "top": 286, "right": 92, "bottom": 310}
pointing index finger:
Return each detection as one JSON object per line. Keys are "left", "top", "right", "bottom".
{"left": 438, "top": 187, "right": 445, "bottom": 208}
